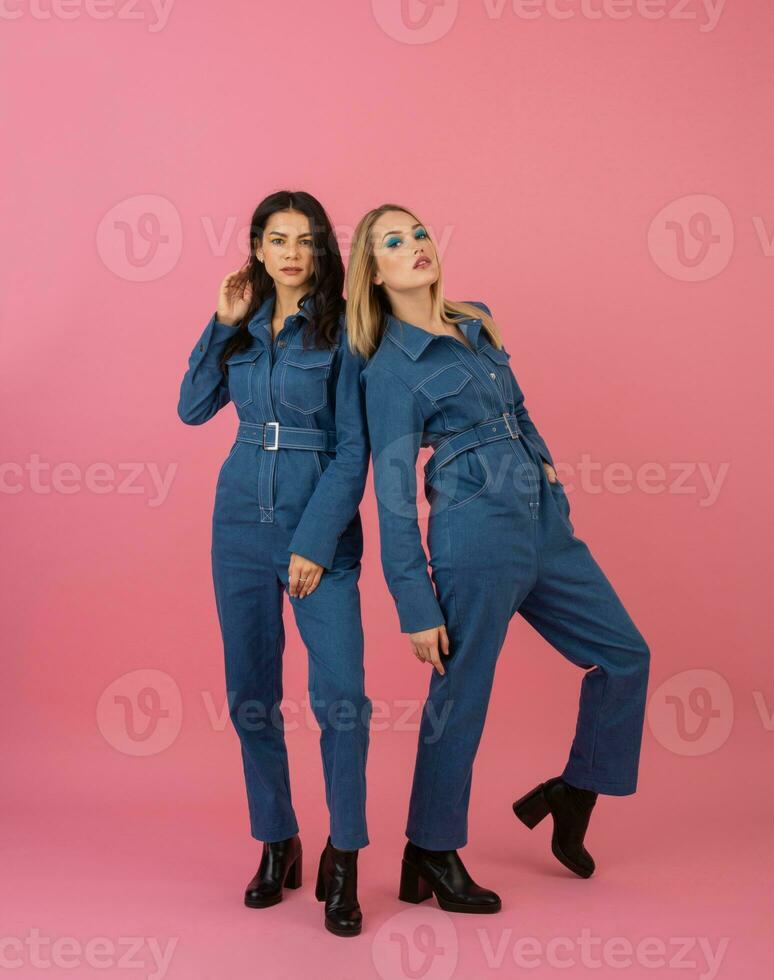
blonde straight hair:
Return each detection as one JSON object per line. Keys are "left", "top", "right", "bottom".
{"left": 346, "top": 203, "right": 502, "bottom": 359}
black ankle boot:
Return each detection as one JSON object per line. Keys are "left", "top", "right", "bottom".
{"left": 244, "top": 834, "right": 303, "bottom": 908}
{"left": 315, "top": 837, "right": 362, "bottom": 937}
{"left": 399, "top": 841, "right": 501, "bottom": 914}
{"left": 513, "top": 776, "right": 598, "bottom": 878}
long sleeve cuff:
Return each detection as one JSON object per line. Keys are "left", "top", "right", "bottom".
{"left": 186, "top": 314, "right": 238, "bottom": 380}
{"left": 287, "top": 505, "right": 347, "bottom": 570}
{"left": 524, "top": 431, "right": 554, "bottom": 469}
{"left": 198, "top": 313, "right": 238, "bottom": 355}
{"left": 393, "top": 577, "right": 445, "bottom": 634}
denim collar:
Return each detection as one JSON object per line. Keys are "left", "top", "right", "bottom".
{"left": 384, "top": 310, "right": 484, "bottom": 360}
{"left": 247, "top": 292, "right": 314, "bottom": 342}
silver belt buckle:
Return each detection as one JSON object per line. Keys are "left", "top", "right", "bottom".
{"left": 502, "top": 413, "right": 519, "bottom": 439}
{"left": 263, "top": 421, "right": 280, "bottom": 451}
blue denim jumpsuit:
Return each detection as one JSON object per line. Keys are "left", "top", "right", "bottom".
{"left": 362, "top": 303, "right": 651, "bottom": 851}
{"left": 178, "top": 294, "right": 372, "bottom": 850}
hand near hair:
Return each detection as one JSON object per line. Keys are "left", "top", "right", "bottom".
{"left": 409, "top": 625, "right": 450, "bottom": 676}
{"left": 216, "top": 268, "right": 253, "bottom": 327}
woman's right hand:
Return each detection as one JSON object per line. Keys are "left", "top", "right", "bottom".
{"left": 216, "top": 268, "right": 253, "bottom": 326}
{"left": 409, "top": 625, "right": 450, "bottom": 676}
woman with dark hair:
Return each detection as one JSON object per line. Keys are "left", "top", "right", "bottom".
{"left": 347, "top": 203, "right": 651, "bottom": 913}
{"left": 178, "top": 191, "right": 370, "bottom": 937}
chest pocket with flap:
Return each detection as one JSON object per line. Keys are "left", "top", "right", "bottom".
{"left": 224, "top": 347, "right": 264, "bottom": 407}
{"left": 417, "top": 364, "right": 473, "bottom": 432}
{"left": 280, "top": 345, "right": 336, "bottom": 414}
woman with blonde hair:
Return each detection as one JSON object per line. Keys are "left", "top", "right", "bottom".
{"left": 347, "top": 203, "right": 650, "bottom": 913}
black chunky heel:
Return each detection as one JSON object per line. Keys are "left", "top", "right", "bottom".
{"left": 398, "top": 842, "right": 501, "bottom": 913}
{"left": 398, "top": 860, "right": 433, "bottom": 904}
{"left": 284, "top": 853, "right": 302, "bottom": 889}
{"left": 244, "top": 835, "right": 303, "bottom": 908}
{"left": 315, "top": 852, "right": 326, "bottom": 901}
{"left": 315, "top": 838, "right": 362, "bottom": 936}
{"left": 513, "top": 783, "right": 550, "bottom": 828}
{"left": 512, "top": 776, "right": 598, "bottom": 878}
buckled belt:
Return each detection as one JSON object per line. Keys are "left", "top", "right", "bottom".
{"left": 424, "top": 412, "right": 521, "bottom": 483}
{"left": 236, "top": 421, "right": 337, "bottom": 453}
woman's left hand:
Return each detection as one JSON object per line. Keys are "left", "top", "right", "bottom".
{"left": 288, "top": 554, "right": 324, "bottom": 598}
{"left": 543, "top": 461, "right": 558, "bottom": 484}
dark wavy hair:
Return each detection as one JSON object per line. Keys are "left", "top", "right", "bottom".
{"left": 219, "top": 190, "right": 344, "bottom": 368}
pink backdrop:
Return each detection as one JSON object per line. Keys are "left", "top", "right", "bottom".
{"left": 3, "top": 1, "right": 771, "bottom": 977}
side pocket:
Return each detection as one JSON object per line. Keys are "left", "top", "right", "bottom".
{"left": 215, "top": 442, "right": 241, "bottom": 489}
{"left": 549, "top": 480, "right": 574, "bottom": 533}
{"left": 427, "top": 448, "right": 492, "bottom": 513}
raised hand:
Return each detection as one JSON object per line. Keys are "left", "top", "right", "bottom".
{"left": 216, "top": 268, "right": 253, "bottom": 327}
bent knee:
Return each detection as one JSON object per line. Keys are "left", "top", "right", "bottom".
{"left": 634, "top": 632, "right": 651, "bottom": 668}
{"left": 618, "top": 631, "right": 651, "bottom": 681}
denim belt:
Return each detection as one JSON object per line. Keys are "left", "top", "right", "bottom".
{"left": 425, "top": 412, "right": 521, "bottom": 483}
{"left": 236, "top": 421, "right": 338, "bottom": 453}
